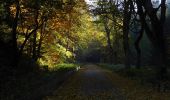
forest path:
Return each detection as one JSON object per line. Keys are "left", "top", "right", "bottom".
{"left": 44, "top": 64, "right": 125, "bottom": 100}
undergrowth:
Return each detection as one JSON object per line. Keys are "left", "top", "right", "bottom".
{"left": 98, "top": 63, "right": 170, "bottom": 100}
{"left": 51, "top": 63, "right": 79, "bottom": 71}
{"left": 1, "top": 63, "right": 79, "bottom": 100}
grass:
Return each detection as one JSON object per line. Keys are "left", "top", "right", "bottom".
{"left": 97, "top": 63, "right": 125, "bottom": 71}
{"left": 98, "top": 63, "right": 170, "bottom": 100}
{"left": 53, "top": 63, "right": 79, "bottom": 71}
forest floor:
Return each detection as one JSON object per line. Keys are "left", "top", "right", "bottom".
{"left": 1, "top": 68, "right": 76, "bottom": 100}
{"left": 2, "top": 64, "right": 170, "bottom": 100}
{"left": 43, "top": 64, "right": 170, "bottom": 100}
{"left": 43, "top": 64, "right": 125, "bottom": 100}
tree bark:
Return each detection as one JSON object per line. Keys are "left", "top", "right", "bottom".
{"left": 37, "top": 22, "right": 46, "bottom": 60}
{"left": 136, "top": 0, "right": 167, "bottom": 84}
{"left": 19, "top": 23, "right": 44, "bottom": 56}
{"left": 143, "top": 0, "right": 167, "bottom": 78}
{"left": 11, "top": 0, "right": 20, "bottom": 67}
{"left": 123, "top": 0, "right": 132, "bottom": 69}
{"left": 103, "top": 16, "right": 113, "bottom": 63}
{"left": 134, "top": 25, "right": 144, "bottom": 69}
{"left": 135, "top": 0, "right": 146, "bottom": 69}
{"left": 32, "top": 9, "right": 39, "bottom": 60}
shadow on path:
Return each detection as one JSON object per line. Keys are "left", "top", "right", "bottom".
{"left": 44, "top": 64, "right": 125, "bottom": 100}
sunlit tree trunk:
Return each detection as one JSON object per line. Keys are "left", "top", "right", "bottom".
{"left": 32, "top": 3, "right": 39, "bottom": 60}
{"left": 37, "top": 22, "right": 46, "bottom": 59}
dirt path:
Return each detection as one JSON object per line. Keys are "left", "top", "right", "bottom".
{"left": 44, "top": 64, "right": 125, "bottom": 100}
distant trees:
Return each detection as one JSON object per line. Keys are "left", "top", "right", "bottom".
{"left": 91, "top": 0, "right": 124, "bottom": 64}
{"left": 97, "top": 0, "right": 114, "bottom": 63}
{"left": 91, "top": 0, "right": 168, "bottom": 73}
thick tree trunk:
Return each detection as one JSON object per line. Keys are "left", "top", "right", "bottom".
{"left": 136, "top": 0, "right": 167, "bottom": 91}
{"left": 123, "top": 0, "right": 131, "bottom": 69}
{"left": 135, "top": 0, "right": 146, "bottom": 69}
{"left": 159, "top": 0, "right": 167, "bottom": 78}
{"left": 11, "top": 0, "right": 20, "bottom": 67}
{"left": 143, "top": 0, "right": 167, "bottom": 78}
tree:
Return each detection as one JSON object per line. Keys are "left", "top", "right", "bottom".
{"left": 135, "top": 0, "right": 167, "bottom": 77}
{"left": 122, "top": 0, "right": 133, "bottom": 68}
{"left": 11, "top": 0, "right": 20, "bottom": 67}
{"left": 91, "top": 0, "right": 124, "bottom": 64}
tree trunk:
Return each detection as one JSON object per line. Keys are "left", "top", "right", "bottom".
{"left": 113, "top": 35, "right": 118, "bottom": 64}
{"left": 19, "top": 24, "right": 42, "bottom": 56}
{"left": 143, "top": 0, "right": 167, "bottom": 79}
{"left": 104, "top": 16, "right": 113, "bottom": 63}
{"left": 32, "top": 9, "right": 39, "bottom": 60}
{"left": 135, "top": 0, "right": 146, "bottom": 69}
{"left": 105, "top": 26, "right": 113, "bottom": 63}
{"left": 11, "top": 0, "right": 20, "bottom": 67}
{"left": 37, "top": 22, "right": 46, "bottom": 59}
{"left": 134, "top": 26, "right": 144, "bottom": 69}
{"left": 123, "top": 0, "right": 131, "bottom": 69}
